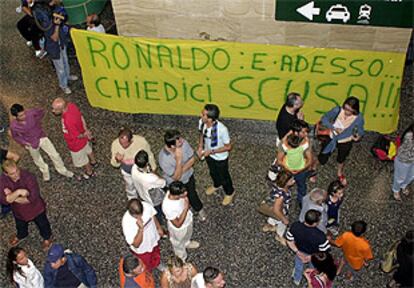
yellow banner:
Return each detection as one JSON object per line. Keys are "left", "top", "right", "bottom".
{"left": 71, "top": 29, "right": 405, "bottom": 133}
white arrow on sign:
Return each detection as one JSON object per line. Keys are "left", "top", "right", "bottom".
{"left": 296, "top": 1, "right": 321, "bottom": 21}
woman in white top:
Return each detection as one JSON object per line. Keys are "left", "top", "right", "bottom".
{"left": 6, "top": 246, "right": 44, "bottom": 288}
{"left": 318, "top": 97, "right": 365, "bottom": 186}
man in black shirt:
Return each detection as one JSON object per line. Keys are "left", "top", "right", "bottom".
{"left": 276, "top": 92, "right": 304, "bottom": 143}
{"left": 286, "top": 209, "right": 330, "bottom": 286}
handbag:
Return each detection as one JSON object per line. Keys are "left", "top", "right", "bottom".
{"left": 148, "top": 187, "right": 166, "bottom": 206}
{"left": 381, "top": 240, "right": 400, "bottom": 273}
{"left": 315, "top": 107, "right": 342, "bottom": 141}
{"left": 267, "top": 158, "right": 282, "bottom": 182}
{"left": 257, "top": 201, "right": 278, "bottom": 219}
{"left": 315, "top": 121, "right": 332, "bottom": 140}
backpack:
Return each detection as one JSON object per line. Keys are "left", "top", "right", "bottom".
{"left": 371, "top": 135, "right": 400, "bottom": 161}
{"left": 32, "top": 4, "right": 53, "bottom": 32}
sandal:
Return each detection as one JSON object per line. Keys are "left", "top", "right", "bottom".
{"left": 42, "top": 239, "right": 53, "bottom": 251}
{"left": 402, "top": 188, "right": 410, "bottom": 196}
{"left": 308, "top": 170, "right": 318, "bottom": 183}
{"left": 262, "top": 224, "right": 277, "bottom": 233}
{"left": 75, "top": 172, "right": 97, "bottom": 181}
{"left": 9, "top": 236, "right": 24, "bottom": 246}
{"left": 338, "top": 175, "right": 347, "bottom": 186}
{"left": 275, "top": 235, "right": 287, "bottom": 246}
{"left": 345, "top": 271, "right": 354, "bottom": 281}
{"left": 393, "top": 192, "right": 402, "bottom": 201}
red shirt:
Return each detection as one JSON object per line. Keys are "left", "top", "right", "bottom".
{"left": 0, "top": 169, "right": 46, "bottom": 222}
{"left": 62, "top": 103, "right": 88, "bottom": 152}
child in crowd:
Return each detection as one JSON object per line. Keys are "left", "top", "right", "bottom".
{"left": 277, "top": 121, "right": 313, "bottom": 204}
{"left": 86, "top": 13, "right": 105, "bottom": 33}
{"left": 326, "top": 180, "right": 345, "bottom": 236}
{"left": 331, "top": 220, "right": 374, "bottom": 280}
{"left": 304, "top": 252, "right": 337, "bottom": 288}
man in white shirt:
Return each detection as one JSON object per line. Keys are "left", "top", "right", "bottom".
{"left": 131, "top": 150, "right": 166, "bottom": 223}
{"left": 122, "top": 199, "right": 164, "bottom": 272}
{"left": 162, "top": 181, "right": 199, "bottom": 261}
{"left": 198, "top": 104, "right": 235, "bottom": 206}
{"left": 191, "top": 266, "right": 226, "bottom": 288}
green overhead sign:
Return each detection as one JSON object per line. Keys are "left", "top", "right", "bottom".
{"left": 275, "top": 0, "right": 413, "bottom": 28}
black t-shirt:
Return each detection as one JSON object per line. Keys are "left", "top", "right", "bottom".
{"left": 286, "top": 221, "right": 330, "bottom": 255}
{"left": 276, "top": 105, "right": 298, "bottom": 139}
{"left": 394, "top": 242, "right": 414, "bottom": 286}
{"left": 55, "top": 262, "right": 81, "bottom": 288}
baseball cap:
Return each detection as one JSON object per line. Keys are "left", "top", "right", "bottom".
{"left": 47, "top": 244, "right": 64, "bottom": 263}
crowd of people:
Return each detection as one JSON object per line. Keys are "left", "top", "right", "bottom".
{"left": 1, "top": 100, "right": 231, "bottom": 287}
{"left": 1, "top": 93, "right": 412, "bottom": 287}
{"left": 1, "top": 0, "right": 413, "bottom": 287}
{"left": 15, "top": 0, "right": 105, "bottom": 95}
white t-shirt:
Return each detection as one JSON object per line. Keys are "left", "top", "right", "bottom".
{"left": 87, "top": 24, "right": 106, "bottom": 33}
{"left": 199, "top": 119, "right": 230, "bottom": 161}
{"left": 131, "top": 164, "right": 166, "bottom": 206}
{"left": 13, "top": 259, "right": 44, "bottom": 288}
{"left": 162, "top": 192, "right": 193, "bottom": 231}
{"left": 191, "top": 273, "right": 205, "bottom": 288}
{"left": 122, "top": 202, "right": 160, "bottom": 254}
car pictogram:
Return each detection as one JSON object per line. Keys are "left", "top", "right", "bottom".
{"left": 326, "top": 4, "right": 351, "bottom": 23}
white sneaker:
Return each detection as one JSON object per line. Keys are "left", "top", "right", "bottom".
{"left": 185, "top": 240, "right": 200, "bottom": 249}
{"left": 198, "top": 209, "right": 207, "bottom": 222}
{"left": 26, "top": 41, "right": 32, "bottom": 47}
{"left": 43, "top": 172, "right": 50, "bottom": 182}
{"left": 35, "top": 50, "right": 47, "bottom": 59}
{"left": 68, "top": 75, "right": 78, "bottom": 81}
{"left": 62, "top": 171, "right": 74, "bottom": 178}
{"left": 62, "top": 87, "right": 72, "bottom": 94}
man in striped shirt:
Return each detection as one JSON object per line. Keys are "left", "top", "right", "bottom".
{"left": 286, "top": 209, "right": 331, "bottom": 286}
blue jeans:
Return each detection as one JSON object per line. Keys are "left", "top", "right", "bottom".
{"left": 293, "top": 254, "right": 313, "bottom": 283}
{"left": 392, "top": 156, "right": 414, "bottom": 193}
{"left": 52, "top": 46, "right": 70, "bottom": 89}
{"left": 294, "top": 170, "right": 310, "bottom": 204}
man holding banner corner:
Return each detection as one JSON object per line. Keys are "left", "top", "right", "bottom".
{"left": 32, "top": 0, "right": 78, "bottom": 94}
